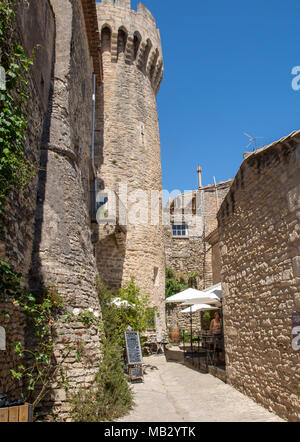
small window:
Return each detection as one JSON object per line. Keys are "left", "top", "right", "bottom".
{"left": 172, "top": 224, "right": 188, "bottom": 237}
{"left": 154, "top": 267, "right": 159, "bottom": 286}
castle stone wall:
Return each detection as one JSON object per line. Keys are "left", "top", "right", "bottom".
{"left": 206, "top": 228, "right": 222, "bottom": 285}
{"left": 0, "top": 0, "right": 55, "bottom": 403}
{"left": 164, "top": 182, "right": 232, "bottom": 289}
{"left": 218, "top": 134, "right": 300, "bottom": 422}
{"left": 95, "top": 0, "right": 166, "bottom": 338}
{"left": 164, "top": 182, "right": 231, "bottom": 331}
{"left": 28, "top": 0, "right": 103, "bottom": 420}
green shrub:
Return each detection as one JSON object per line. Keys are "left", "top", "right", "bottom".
{"left": 70, "top": 278, "right": 151, "bottom": 422}
{"left": 165, "top": 267, "right": 188, "bottom": 299}
{"left": 98, "top": 277, "right": 152, "bottom": 347}
{"left": 70, "top": 339, "right": 134, "bottom": 422}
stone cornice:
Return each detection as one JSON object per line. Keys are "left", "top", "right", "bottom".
{"left": 81, "top": 0, "right": 102, "bottom": 82}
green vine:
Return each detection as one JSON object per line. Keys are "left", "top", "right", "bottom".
{"left": 0, "top": 0, "right": 57, "bottom": 413}
{"left": 0, "top": 257, "right": 104, "bottom": 411}
{"left": 0, "top": 0, "right": 34, "bottom": 231}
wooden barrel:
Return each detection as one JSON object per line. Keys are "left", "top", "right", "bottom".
{"left": 169, "top": 328, "right": 180, "bottom": 344}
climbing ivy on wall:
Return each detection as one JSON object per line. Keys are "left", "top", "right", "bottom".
{"left": 0, "top": 0, "right": 33, "bottom": 227}
{"left": 0, "top": 0, "right": 64, "bottom": 412}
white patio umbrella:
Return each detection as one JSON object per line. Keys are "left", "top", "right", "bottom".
{"left": 180, "top": 284, "right": 222, "bottom": 306}
{"left": 166, "top": 288, "right": 210, "bottom": 347}
{"left": 181, "top": 295, "right": 221, "bottom": 307}
{"left": 203, "top": 283, "right": 222, "bottom": 293}
{"left": 180, "top": 304, "right": 219, "bottom": 314}
{"left": 165, "top": 288, "right": 207, "bottom": 304}
{"left": 180, "top": 303, "right": 220, "bottom": 341}
{"left": 203, "top": 283, "right": 222, "bottom": 299}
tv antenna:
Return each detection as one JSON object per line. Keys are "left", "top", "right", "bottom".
{"left": 244, "top": 132, "right": 264, "bottom": 151}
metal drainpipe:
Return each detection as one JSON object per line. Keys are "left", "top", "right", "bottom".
{"left": 92, "top": 73, "right": 96, "bottom": 217}
{"left": 201, "top": 188, "right": 206, "bottom": 289}
{"left": 92, "top": 73, "right": 96, "bottom": 165}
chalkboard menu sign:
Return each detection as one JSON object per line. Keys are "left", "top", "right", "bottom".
{"left": 125, "top": 331, "right": 143, "bottom": 365}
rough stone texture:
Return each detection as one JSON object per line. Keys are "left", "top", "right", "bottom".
{"left": 0, "top": 0, "right": 103, "bottom": 420}
{"left": 164, "top": 181, "right": 232, "bottom": 288}
{"left": 0, "top": 0, "right": 55, "bottom": 402}
{"left": 218, "top": 132, "right": 300, "bottom": 422}
{"left": 206, "top": 227, "right": 222, "bottom": 285}
{"left": 167, "top": 304, "right": 202, "bottom": 331}
{"left": 0, "top": 0, "right": 55, "bottom": 276}
{"left": 95, "top": 0, "right": 166, "bottom": 338}
{"left": 164, "top": 181, "right": 232, "bottom": 331}
{"left": 118, "top": 355, "right": 284, "bottom": 422}
{"left": 28, "top": 0, "right": 103, "bottom": 420}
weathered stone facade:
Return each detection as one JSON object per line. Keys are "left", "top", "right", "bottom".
{"left": 0, "top": 0, "right": 56, "bottom": 403}
{"left": 0, "top": 0, "right": 167, "bottom": 420}
{"left": 164, "top": 180, "right": 232, "bottom": 289}
{"left": 206, "top": 228, "right": 222, "bottom": 285}
{"left": 164, "top": 179, "right": 232, "bottom": 331}
{"left": 29, "top": 0, "right": 103, "bottom": 420}
{"left": 0, "top": 0, "right": 103, "bottom": 420}
{"left": 94, "top": 0, "right": 166, "bottom": 337}
{"left": 218, "top": 131, "right": 300, "bottom": 422}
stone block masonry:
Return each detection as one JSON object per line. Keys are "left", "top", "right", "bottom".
{"left": 28, "top": 0, "right": 103, "bottom": 420}
{"left": 164, "top": 180, "right": 232, "bottom": 330}
{"left": 218, "top": 131, "right": 300, "bottom": 421}
{"left": 164, "top": 181, "right": 232, "bottom": 290}
{"left": 95, "top": 0, "right": 166, "bottom": 338}
{"left": 0, "top": 0, "right": 55, "bottom": 404}
{"left": 0, "top": 0, "right": 103, "bottom": 421}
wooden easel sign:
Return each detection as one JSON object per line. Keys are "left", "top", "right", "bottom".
{"left": 124, "top": 330, "right": 144, "bottom": 382}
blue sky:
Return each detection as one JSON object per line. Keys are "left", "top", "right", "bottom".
{"left": 97, "top": 0, "right": 300, "bottom": 192}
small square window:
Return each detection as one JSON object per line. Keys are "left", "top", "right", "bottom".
{"left": 172, "top": 224, "right": 188, "bottom": 237}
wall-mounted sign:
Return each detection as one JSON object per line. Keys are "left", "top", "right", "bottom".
{"left": 0, "top": 327, "right": 6, "bottom": 351}
{"left": 292, "top": 312, "right": 300, "bottom": 351}
{"left": 124, "top": 331, "right": 143, "bottom": 365}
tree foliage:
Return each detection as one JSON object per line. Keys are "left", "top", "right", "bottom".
{"left": 98, "top": 277, "right": 152, "bottom": 347}
{"left": 165, "top": 267, "right": 188, "bottom": 299}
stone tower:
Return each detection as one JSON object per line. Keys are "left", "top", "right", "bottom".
{"left": 95, "top": 0, "right": 166, "bottom": 337}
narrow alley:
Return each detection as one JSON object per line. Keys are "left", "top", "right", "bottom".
{"left": 119, "top": 356, "right": 284, "bottom": 422}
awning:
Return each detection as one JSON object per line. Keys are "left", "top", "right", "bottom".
{"left": 180, "top": 303, "right": 219, "bottom": 313}
{"left": 180, "top": 283, "right": 222, "bottom": 306}
{"left": 165, "top": 288, "right": 206, "bottom": 304}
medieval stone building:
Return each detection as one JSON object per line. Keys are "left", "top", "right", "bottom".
{"left": 164, "top": 168, "right": 232, "bottom": 330}
{"left": 218, "top": 131, "right": 300, "bottom": 421}
{"left": 0, "top": 0, "right": 166, "bottom": 420}
{"left": 94, "top": 0, "right": 166, "bottom": 337}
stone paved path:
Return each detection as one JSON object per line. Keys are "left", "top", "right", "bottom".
{"left": 119, "top": 355, "right": 284, "bottom": 422}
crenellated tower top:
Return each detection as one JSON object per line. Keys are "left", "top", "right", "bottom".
{"left": 96, "top": 0, "right": 164, "bottom": 94}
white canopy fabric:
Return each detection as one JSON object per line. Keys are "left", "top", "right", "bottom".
{"left": 203, "top": 283, "right": 222, "bottom": 293}
{"left": 181, "top": 294, "right": 221, "bottom": 306}
{"left": 203, "top": 283, "right": 222, "bottom": 299}
{"left": 180, "top": 303, "right": 219, "bottom": 313}
{"left": 165, "top": 288, "right": 205, "bottom": 304}
{"left": 180, "top": 283, "right": 222, "bottom": 306}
